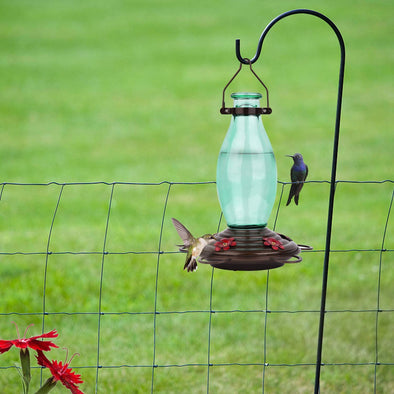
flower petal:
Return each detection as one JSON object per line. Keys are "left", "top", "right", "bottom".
{"left": 0, "top": 340, "right": 13, "bottom": 354}
{"left": 31, "top": 330, "right": 58, "bottom": 341}
{"left": 27, "top": 338, "right": 58, "bottom": 351}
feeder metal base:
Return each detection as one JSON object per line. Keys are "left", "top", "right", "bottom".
{"left": 199, "top": 226, "right": 312, "bottom": 271}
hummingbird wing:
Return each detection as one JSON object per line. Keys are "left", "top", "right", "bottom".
{"left": 171, "top": 218, "right": 194, "bottom": 246}
{"left": 286, "top": 183, "right": 297, "bottom": 205}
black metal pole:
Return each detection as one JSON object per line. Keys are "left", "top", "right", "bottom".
{"left": 235, "top": 9, "right": 345, "bottom": 393}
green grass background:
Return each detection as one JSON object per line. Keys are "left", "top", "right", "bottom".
{"left": 0, "top": 0, "right": 393, "bottom": 392}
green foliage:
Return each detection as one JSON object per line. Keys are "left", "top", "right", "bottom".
{"left": 0, "top": 0, "right": 393, "bottom": 392}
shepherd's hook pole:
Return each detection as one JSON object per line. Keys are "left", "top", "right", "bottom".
{"left": 235, "top": 9, "right": 345, "bottom": 393}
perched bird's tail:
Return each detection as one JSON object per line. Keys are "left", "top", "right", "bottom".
{"left": 286, "top": 183, "right": 300, "bottom": 206}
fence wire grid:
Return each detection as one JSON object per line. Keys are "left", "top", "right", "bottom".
{"left": 0, "top": 179, "right": 393, "bottom": 393}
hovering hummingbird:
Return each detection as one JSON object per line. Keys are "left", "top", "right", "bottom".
{"left": 172, "top": 218, "right": 216, "bottom": 272}
{"left": 286, "top": 153, "right": 308, "bottom": 206}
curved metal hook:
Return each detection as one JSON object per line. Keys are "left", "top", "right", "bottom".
{"left": 235, "top": 9, "right": 344, "bottom": 64}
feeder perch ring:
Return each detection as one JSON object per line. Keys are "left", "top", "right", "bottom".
{"left": 198, "top": 226, "right": 312, "bottom": 271}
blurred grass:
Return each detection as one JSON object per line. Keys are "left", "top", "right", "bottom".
{"left": 0, "top": 0, "right": 393, "bottom": 392}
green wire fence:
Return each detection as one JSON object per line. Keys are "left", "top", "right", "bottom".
{"left": 0, "top": 180, "right": 392, "bottom": 393}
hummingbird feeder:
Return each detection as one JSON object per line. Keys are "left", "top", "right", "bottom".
{"left": 197, "top": 61, "right": 311, "bottom": 271}
{"left": 192, "top": 12, "right": 321, "bottom": 270}
{"left": 174, "top": 9, "right": 346, "bottom": 272}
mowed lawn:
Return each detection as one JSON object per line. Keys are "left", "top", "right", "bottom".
{"left": 0, "top": 0, "right": 393, "bottom": 392}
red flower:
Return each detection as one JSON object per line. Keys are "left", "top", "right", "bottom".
{"left": 36, "top": 350, "right": 84, "bottom": 394}
{"left": 263, "top": 237, "right": 284, "bottom": 251}
{"left": 0, "top": 324, "right": 58, "bottom": 354}
{"left": 215, "top": 237, "right": 237, "bottom": 251}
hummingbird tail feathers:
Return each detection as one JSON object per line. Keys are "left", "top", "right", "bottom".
{"left": 184, "top": 256, "right": 198, "bottom": 272}
{"left": 286, "top": 183, "right": 297, "bottom": 206}
{"left": 286, "top": 182, "right": 304, "bottom": 206}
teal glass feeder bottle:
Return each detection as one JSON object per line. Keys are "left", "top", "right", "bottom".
{"left": 216, "top": 92, "right": 277, "bottom": 228}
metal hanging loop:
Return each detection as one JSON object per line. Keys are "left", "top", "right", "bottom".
{"left": 220, "top": 59, "right": 272, "bottom": 115}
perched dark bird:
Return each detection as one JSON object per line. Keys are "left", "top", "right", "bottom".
{"left": 286, "top": 153, "right": 308, "bottom": 206}
{"left": 172, "top": 218, "right": 216, "bottom": 272}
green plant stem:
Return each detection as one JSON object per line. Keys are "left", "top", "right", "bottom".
{"left": 34, "top": 377, "right": 57, "bottom": 394}
{"left": 20, "top": 348, "right": 31, "bottom": 394}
